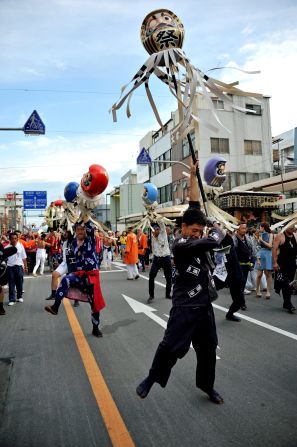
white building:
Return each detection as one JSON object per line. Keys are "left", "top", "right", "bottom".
{"left": 109, "top": 170, "right": 144, "bottom": 230}
{"left": 137, "top": 93, "right": 273, "bottom": 206}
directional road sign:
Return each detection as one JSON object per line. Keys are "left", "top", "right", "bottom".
{"left": 136, "top": 147, "right": 152, "bottom": 165}
{"left": 23, "top": 110, "right": 45, "bottom": 135}
{"left": 23, "top": 191, "right": 47, "bottom": 209}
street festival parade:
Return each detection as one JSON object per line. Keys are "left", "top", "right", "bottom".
{"left": 0, "top": 3, "right": 296, "bottom": 447}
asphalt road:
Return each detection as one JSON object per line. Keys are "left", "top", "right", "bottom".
{"left": 0, "top": 263, "right": 296, "bottom": 447}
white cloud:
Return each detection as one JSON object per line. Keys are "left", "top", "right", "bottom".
{"left": 217, "top": 29, "right": 297, "bottom": 135}
{"left": 0, "top": 128, "right": 150, "bottom": 193}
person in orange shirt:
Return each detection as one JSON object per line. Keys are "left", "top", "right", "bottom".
{"left": 137, "top": 228, "right": 148, "bottom": 272}
{"left": 124, "top": 227, "right": 139, "bottom": 280}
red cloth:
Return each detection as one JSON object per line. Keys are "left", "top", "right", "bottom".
{"left": 74, "top": 269, "right": 106, "bottom": 312}
{"left": 95, "top": 235, "right": 102, "bottom": 254}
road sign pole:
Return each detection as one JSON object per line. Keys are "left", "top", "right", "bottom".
{"left": 0, "top": 128, "right": 24, "bottom": 131}
{"left": 0, "top": 110, "right": 45, "bottom": 135}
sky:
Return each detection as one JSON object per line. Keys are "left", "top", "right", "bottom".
{"left": 0, "top": 0, "right": 296, "bottom": 222}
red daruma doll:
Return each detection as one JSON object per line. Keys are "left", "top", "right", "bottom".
{"left": 76, "top": 164, "right": 109, "bottom": 210}
{"left": 81, "top": 164, "right": 109, "bottom": 197}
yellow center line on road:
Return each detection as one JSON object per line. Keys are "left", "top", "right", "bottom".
{"left": 63, "top": 298, "right": 135, "bottom": 447}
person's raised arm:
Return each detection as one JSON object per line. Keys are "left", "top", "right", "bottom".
{"left": 189, "top": 161, "right": 200, "bottom": 204}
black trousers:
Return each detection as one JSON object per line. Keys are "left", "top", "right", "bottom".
{"left": 239, "top": 264, "right": 250, "bottom": 306}
{"left": 148, "top": 305, "right": 218, "bottom": 391}
{"left": 27, "top": 252, "right": 36, "bottom": 274}
{"left": 228, "top": 279, "right": 246, "bottom": 315}
{"left": 149, "top": 255, "right": 172, "bottom": 298}
{"left": 279, "top": 266, "right": 295, "bottom": 308}
{"left": 138, "top": 254, "right": 145, "bottom": 271}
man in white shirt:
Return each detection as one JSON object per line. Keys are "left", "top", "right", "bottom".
{"left": 148, "top": 221, "right": 172, "bottom": 303}
{"left": 7, "top": 232, "right": 27, "bottom": 305}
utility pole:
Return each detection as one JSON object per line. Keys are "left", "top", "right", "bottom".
{"left": 13, "top": 192, "right": 17, "bottom": 230}
{"left": 273, "top": 137, "right": 285, "bottom": 213}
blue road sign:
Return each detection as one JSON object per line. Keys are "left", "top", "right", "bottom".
{"left": 23, "top": 110, "right": 45, "bottom": 135}
{"left": 23, "top": 191, "right": 47, "bottom": 209}
{"left": 137, "top": 147, "right": 152, "bottom": 165}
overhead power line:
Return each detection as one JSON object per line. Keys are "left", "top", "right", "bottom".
{"left": 0, "top": 88, "right": 170, "bottom": 98}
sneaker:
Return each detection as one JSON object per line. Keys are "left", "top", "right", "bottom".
{"left": 134, "top": 275, "right": 140, "bottom": 280}
{"left": 8, "top": 302, "right": 15, "bottom": 306}
{"left": 33, "top": 273, "right": 37, "bottom": 277}
{"left": 17, "top": 298, "right": 24, "bottom": 303}
{"left": 244, "top": 289, "right": 252, "bottom": 295}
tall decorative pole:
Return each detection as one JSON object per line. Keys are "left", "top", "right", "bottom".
{"left": 111, "top": 9, "right": 261, "bottom": 219}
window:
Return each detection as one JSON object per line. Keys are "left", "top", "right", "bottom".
{"left": 164, "top": 149, "right": 171, "bottom": 169}
{"left": 182, "top": 132, "right": 195, "bottom": 158}
{"left": 236, "top": 173, "right": 247, "bottom": 185}
{"left": 244, "top": 140, "right": 262, "bottom": 155}
{"left": 151, "top": 149, "right": 172, "bottom": 175}
{"left": 166, "top": 184, "right": 172, "bottom": 202}
{"left": 158, "top": 184, "right": 172, "bottom": 204}
{"left": 152, "top": 132, "right": 160, "bottom": 143}
{"left": 245, "top": 104, "right": 262, "bottom": 116}
{"left": 154, "top": 160, "right": 160, "bottom": 175}
{"left": 210, "top": 137, "right": 229, "bottom": 154}
{"left": 246, "top": 173, "right": 259, "bottom": 183}
{"left": 212, "top": 99, "right": 224, "bottom": 110}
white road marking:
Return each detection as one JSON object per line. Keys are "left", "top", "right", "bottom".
{"left": 123, "top": 295, "right": 167, "bottom": 328}
{"left": 38, "top": 261, "right": 297, "bottom": 343}
{"left": 213, "top": 303, "right": 297, "bottom": 341}
{"left": 118, "top": 265, "right": 297, "bottom": 343}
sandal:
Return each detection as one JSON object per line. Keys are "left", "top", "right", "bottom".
{"left": 265, "top": 294, "right": 271, "bottom": 300}
{"left": 256, "top": 292, "right": 262, "bottom": 298}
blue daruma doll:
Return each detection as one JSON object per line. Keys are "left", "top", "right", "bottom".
{"left": 204, "top": 156, "right": 227, "bottom": 187}
{"left": 143, "top": 182, "right": 158, "bottom": 205}
{"left": 64, "top": 182, "right": 79, "bottom": 203}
